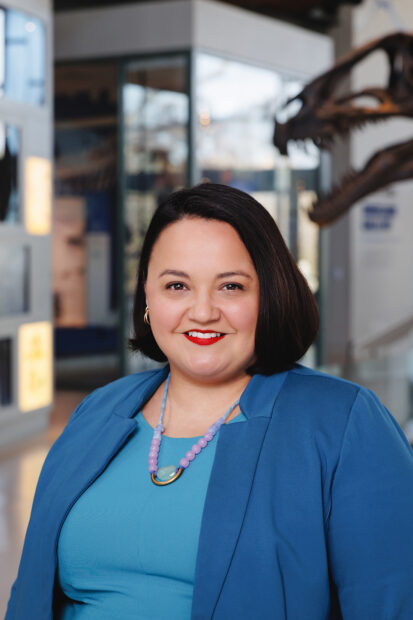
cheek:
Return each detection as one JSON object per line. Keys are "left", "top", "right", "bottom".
{"left": 226, "top": 298, "right": 259, "bottom": 333}
{"left": 149, "top": 296, "right": 184, "bottom": 330}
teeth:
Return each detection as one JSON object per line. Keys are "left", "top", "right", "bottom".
{"left": 187, "top": 331, "right": 222, "bottom": 339}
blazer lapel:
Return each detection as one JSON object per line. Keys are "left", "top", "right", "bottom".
{"left": 191, "top": 370, "right": 289, "bottom": 619}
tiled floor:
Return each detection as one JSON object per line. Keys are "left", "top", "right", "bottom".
{"left": 0, "top": 391, "right": 88, "bottom": 619}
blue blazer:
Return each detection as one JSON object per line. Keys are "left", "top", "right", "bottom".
{"left": 5, "top": 364, "right": 413, "bottom": 619}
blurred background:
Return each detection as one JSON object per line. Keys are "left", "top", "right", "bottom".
{"left": 1, "top": 0, "right": 413, "bottom": 613}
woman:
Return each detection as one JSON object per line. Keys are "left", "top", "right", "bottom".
{"left": 6, "top": 183, "right": 413, "bottom": 619}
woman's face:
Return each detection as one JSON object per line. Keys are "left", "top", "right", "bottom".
{"left": 145, "top": 217, "right": 259, "bottom": 384}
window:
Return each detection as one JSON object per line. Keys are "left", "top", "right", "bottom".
{"left": 0, "top": 6, "right": 46, "bottom": 105}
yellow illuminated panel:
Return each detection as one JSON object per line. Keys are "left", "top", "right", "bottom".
{"left": 18, "top": 321, "right": 53, "bottom": 412}
{"left": 25, "top": 157, "right": 52, "bottom": 235}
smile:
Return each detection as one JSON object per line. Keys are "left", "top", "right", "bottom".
{"left": 184, "top": 331, "right": 225, "bottom": 346}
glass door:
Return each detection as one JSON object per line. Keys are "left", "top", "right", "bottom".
{"left": 121, "top": 54, "right": 190, "bottom": 374}
{"left": 194, "top": 52, "right": 321, "bottom": 366}
{"left": 54, "top": 61, "right": 120, "bottom": 388}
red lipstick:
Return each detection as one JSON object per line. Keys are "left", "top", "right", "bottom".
{"left": 184, "top": 330, "right": 225, "bottom": 346}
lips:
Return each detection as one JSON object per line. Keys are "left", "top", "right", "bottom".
{"left": 184, "top": 330, "right": 225, "bottom": 346}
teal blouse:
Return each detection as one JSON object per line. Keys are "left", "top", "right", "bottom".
{"left": 57, "top": 410, "right": 246, "bottom": 620}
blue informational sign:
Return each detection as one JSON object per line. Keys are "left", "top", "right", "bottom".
{"left": 362, "top": 204, "right": 397, "bottom": 231}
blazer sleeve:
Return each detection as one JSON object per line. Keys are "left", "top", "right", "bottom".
{"left": 327, "top": 387, "right": 413, "bottom": 619}
{"left": 4, "top": 393, "right": 94, "bottom": 620}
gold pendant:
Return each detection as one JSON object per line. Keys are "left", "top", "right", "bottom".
{"left": 151, "top": 467, "right": 184, "bottom": 486}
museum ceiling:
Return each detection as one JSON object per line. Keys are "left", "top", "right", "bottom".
{"left": 53, "top": 0, "right": 364, "bottom": 30}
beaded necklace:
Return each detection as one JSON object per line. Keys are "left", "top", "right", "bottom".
{"left": 149, "top": 373, "right": 240, "bottom": 486}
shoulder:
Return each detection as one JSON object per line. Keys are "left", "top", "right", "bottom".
{"left": 286, "top": 363, "right": 380, "bottom": 410}
{"left": 272, "top": 366, "right": 412, "bottom": 490}
{"left": 274, "top": 363, "right": 394, "bottom": 433}
{"left": 279, "top": 363, "right": 363, "bottom": 408}
{"left": 68, "top": 366, "right": 168, "bottom": 424}
{"left": 283, "top": 364, "right": 409, "bottom": 448}
{"left": 289, "top": 363, "right": 394, "bottom": 411}
{"left": 289, "top": 363, "right": 361, "bottom": 391}
{"left": 248, "top": 363, "right": 375, "bottom": 421}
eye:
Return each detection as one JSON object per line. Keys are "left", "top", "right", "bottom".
{"left": 165, "top": 282, "right": 187, "bottom": 291}
{"left": 222, "top": 282, "right": 244, "bottom": 291}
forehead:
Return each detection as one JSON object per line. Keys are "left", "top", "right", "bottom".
{"left": 149, "top": 217, "right": 254, "bottom": 267}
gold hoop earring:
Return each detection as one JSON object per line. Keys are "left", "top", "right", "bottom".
{"left": 144, "top": 306, "right": 150, "bottom": 326}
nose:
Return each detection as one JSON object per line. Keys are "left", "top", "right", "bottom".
{"left": 187, "top": 291, "right": 220, "bottom": 323}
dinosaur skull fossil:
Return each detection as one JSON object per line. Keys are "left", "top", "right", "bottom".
{"left": 273, "top": 32, "right": 413, "bottom": 226}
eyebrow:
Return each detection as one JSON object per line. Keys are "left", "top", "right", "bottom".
{"left": 159, "top": 269, "right": 252, "bottom": 279}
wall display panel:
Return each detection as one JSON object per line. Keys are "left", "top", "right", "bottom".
{"left": 0, "top": 337, "right": 12, "bottom": 406}
{"left": 18, "top": 321, "right": 52, "bottom": 412}
{"left": 0, "top": 123, "right": 19, "bottom": 223}
{"left": 25, "top": 156, "right": 51, "bottom": 234}
{"left": 0, "top": 6, "right": 46, "bottom": 105}
{"left": 0, "top": 244, "right": 29, "bottom": 316}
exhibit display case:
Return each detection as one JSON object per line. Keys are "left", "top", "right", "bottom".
{"left": 54, "top": 0, "right": 331, "bottom": 378}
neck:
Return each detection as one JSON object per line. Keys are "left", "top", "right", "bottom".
{"left": 161, "top": 367, "right": 251, "bottom": 431}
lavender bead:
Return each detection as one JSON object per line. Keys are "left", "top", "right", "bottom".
{"left": 147, "top": 368, "right": 244, "bottom": 487}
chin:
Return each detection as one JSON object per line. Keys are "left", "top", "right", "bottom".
{"left": 188, "top": 362, "right": 228, "bottom": 380}
{"left": 177, "top": 356, "right": 248, "bottom": 383}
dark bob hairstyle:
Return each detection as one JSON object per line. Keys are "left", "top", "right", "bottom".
{"left": 129, "top": 182, "right": 319, "bottom": 375}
